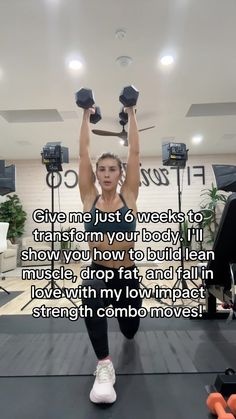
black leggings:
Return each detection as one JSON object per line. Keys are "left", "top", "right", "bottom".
{"left": 81, "top": 262, "right": 142, "bottom": 360}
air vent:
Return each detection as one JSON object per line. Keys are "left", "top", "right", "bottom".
{"left": 0, "top": 109, "right": 63, "bottom": 123}
{"left": 221, "top": 133, "right": 236, "bottom": 141}
{"left": 59, "top": 111, "right": 79, "bottom": 119}
{"left": 186, "top": 103, "right": 236, "bottom": 117}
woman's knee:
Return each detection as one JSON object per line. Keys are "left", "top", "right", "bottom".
{"left": 119, "top": 316, "right": 140, "bottom": 339}
{"left": 121, "top": 328, "right": 139, "bottom": 339}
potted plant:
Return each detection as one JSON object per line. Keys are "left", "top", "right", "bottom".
{"left": 0, "top": 194, "right": 27, "bottom": 243}
{"left": 200, "top": 183, "right": 227, "bottom": 246}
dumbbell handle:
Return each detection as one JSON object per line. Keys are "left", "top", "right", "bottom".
{"left": 81, "top": 105, "right": 102, "bottom": 124}
{"left": 214, "top": 401, "right": 234, "bottom": 418}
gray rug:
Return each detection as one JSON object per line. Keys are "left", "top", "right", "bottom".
{"left": 0, "top": 316, "right": 235, "bottom": 376}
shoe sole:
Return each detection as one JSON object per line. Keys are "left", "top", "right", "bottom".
{"left": 90, "top": 389, "right": 117, "bottom": 404}
{"left": 90, "top": 377, "right": 116, "bottom": 404}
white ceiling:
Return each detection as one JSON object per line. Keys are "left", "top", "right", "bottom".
{"left": 1, "top": 0, "right": 236, "bottom": 160}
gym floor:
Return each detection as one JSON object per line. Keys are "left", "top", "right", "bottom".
{"left": 0, "top": 262, "right": 235, "bottom": 419}
{"left": 0, "top": 374, "right": 221, "bottom": 419}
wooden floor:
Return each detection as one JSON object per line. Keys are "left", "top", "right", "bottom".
{"left": 0, "top": 261, "right": 208, "bottom": 316}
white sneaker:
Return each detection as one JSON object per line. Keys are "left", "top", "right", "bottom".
{"left": 90, "top": 359, "right": 116, "bottom": 404}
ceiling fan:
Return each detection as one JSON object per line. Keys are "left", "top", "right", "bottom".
{"left": 92, "top": 120, "right": 155, "bottom": 146}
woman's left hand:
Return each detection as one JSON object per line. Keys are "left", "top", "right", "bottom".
{"left": 124, "top": 106, "right": 136, "bottom": 115}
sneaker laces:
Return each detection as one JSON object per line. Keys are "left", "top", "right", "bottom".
{"left": 94, "top": 362, "right": 113, "bottom": 383}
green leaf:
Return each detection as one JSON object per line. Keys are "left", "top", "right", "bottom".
{"left": 0, "top": 194, "right": 27, "bottom": 242}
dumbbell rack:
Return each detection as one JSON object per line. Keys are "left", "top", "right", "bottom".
{"left": 206, "top": 369, "right": 236, "bottom": 397}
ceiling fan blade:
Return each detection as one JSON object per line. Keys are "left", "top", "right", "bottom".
{"left": 92, "top": 125, "right": 154, "bottom": 141}
{"left": 92, "top": 129, "right": 122, "bottom": 136}
{"left": 138, "top": 126, "right": 155, "bottom": 132}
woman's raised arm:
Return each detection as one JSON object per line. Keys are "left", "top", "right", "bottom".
{"left": 78, "top": 108, "right": 97, "bottom": 204}
{"left": 121, "top": 107, "right": 140, "bottom": 201}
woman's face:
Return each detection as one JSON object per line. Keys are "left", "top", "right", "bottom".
{"left": 96, "top": 158, "right": 121, "bottom": 191}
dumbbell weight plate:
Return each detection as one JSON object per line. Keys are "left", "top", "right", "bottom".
{"left": 119, "top": 85, "right": 139, "bottom": 107}
{"left": 90, "top": 106, "right": 102, "bottom": 124}
{"left": 75, "top": 88, "right": 95, "bottom": 109}
{"left": 119, "top": 107, "right": 128, "bottom": 124}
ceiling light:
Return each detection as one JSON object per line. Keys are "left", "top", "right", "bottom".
{"left": 192, "top": 135, "right": 203, "bottom": 144}
{"left": 115, "top": 29, "right": 126, "bottom": 40}
{"left": 68, "top": 60, "right": 83, "bottom": 70}
{"left": 116, "top": 56, "right": 133, "bottom": 67}
{"left": 160, "top": 55, "right": 174, "bottom": 66}
{"left": 120, "top": 139, "right": 125, "bottom": 146}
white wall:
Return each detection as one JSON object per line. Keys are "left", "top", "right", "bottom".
{"left": 6, "top": 154, "right": 235, "bottom": 252}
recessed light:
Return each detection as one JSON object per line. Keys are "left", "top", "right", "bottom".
{"left": 115, "top": 29, "right": 126, "bottom": 40}
{"left": 68, "top": 60, "right": 83, "bottom": 70}
{"left": 192, "top": 135, "right": 203, "bottom": 144}
{"left": 160, "top": 55, "right": 174, "bottom": 66}
{"left": 116, "top": 56, "right": 133, "bottom": 67}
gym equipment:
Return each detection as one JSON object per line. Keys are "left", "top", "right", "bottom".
{"left": 225, "top": 368, "right": 236, "bottom": 375}
{"left": 92, "top": 85, "right": 155, "bottom": 146}
{"left": 75, "top": 88, "right": 94, "bottom": 108}
{"left": 206, "top": 392, "right": 234, "bottom": 419}
{"left": 119, "top": 107, "right": 128, "bottom": 124}
{"left": 0, "top": 160, "right": 15, "bottom": 295}
{"left": 161, "top": 144, "right": 198, "bottom": 292}
{"left": 212, "top": 164, "right": 236, "bottom": 192}
{"left": 215, "top": 369, "right": 236, "bottom": 397}
{"left": 21, "top": 145, "right": 77, "bottom": 311}
{"left": 119, "top": 85, "right": 139, "bottom": 107}
{"left": 75, "top": 88, "right": 101, "bottom": 124}
{"left": 0, "top": 160, "right": 15, "bottom": 195}
{"left": 227, "top": 394, "right": 236, "bottom": 415}
{"left": 202, "top": 193, "right": 236, "bottom": 319}
{"left": 41, "top": 142, "right": 69, "bottom": 172}
{"left": 162, "top": 142, "right": 188, "bottom": 168}
{"left": 0, "top": 222, "right": 10, "bottom": 295}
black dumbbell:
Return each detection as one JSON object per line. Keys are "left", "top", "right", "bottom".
{"left": 75, "top": 88, "right": 102, "bottom": 124}
{"left": 119, "top": 107, "right": 128, "bottom": 125}
{"left": 119, "top": 85, "right": 139, "bottom": 107}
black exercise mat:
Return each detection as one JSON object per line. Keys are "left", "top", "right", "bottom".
{"left": 0, "top": 291, "right": 22, "bottom": 308}
{"left": 0, "top": 373, "right": 219, "bottom": 419}
{"left": 0, "top": 315, "right": 235, "bottom": 376}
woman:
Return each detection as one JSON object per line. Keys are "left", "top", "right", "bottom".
{"left": 78, "top": 105, "right": 142, "bottom": 404}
